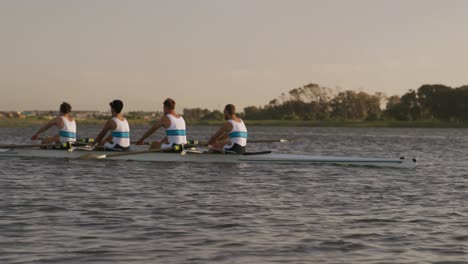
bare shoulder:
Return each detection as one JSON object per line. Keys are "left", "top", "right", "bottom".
{"left": 107, "top": 118, "right": 117, "bottom": 129}
{"left": 54, "top": 116, "right": 63, "bottom": 124}
{"left": 161, "top": 115, "right": 171, "bottom": 127}
{"left": 152, "top": 115, "right": 169, "bottom": 128}
{"left": 158, "top": 115, "right": 170, "bottom": 124}
{"left": 223, "top": 121, "right": 233, "bottom": 130}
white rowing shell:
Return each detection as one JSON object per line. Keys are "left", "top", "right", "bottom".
{"left": 0, "top": 148, "right": 416, "bottom": 169}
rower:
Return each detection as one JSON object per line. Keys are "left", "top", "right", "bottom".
{"left": 136, "top": 98, "right": 187, "bottom": 149}
{"left": 206, "top": 104, "right": 247, "bottom": 154}
{"left": 94, "top": 99, "right": 130, "bottom": 151}
{"left": 31, "top": 102, "right": 76, "bottom": 144}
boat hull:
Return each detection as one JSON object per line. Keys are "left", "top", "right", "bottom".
{"left": 0, "top": 148, "right": 416, "bottom": 168}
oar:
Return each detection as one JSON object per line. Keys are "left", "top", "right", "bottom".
{"left": 204, "top": 147, "right": 238, "bottom": 154}
{"left": 132, "top": 138, "right": 292, "bottom": 146}
{"left": 67, "top": 146, "right": 95, "bottom": 152}
{"left": 248, "top": 138, "right": 292, "bottom": 143}
{"left": 33, "top": 137, "right": 95, "bottom": 143}
{"left": 195, "top": 138, "right": 292, "bottom": 146}
{"left": 0, "top": 143, "right": 59, "bottom": 148}
{"left": 77, "top": 146, "right": 178, "bottom": 160}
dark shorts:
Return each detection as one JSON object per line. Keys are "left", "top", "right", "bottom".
{"left": 104, "top": 142, "right": 130, "bottom": 151}
{"left": 224, "top": 143, "right": 246, "bottom": 154}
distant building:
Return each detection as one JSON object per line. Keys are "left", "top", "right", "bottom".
{"left": 22, "top": 111, "right": 37, "bottom": 117}
{"left": 6, "top": 112, "right": 25, "bottom": 119}
{"left": 74, "top": 111, "right": 101, "bottom": 120}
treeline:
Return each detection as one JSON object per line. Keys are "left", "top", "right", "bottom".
{"left": 181, "top": 83, "right": 468, "bottom": 122}
{"left": 183, "top": 108, "right": 223, "bottom": 121}
{"left": 244, "top": 83, "right": 385, "bottom": 121}
{"left": 385, "top": 84, "right": 468, "bottom": 121}
{"left": 243, "top": 83, "right": 468, "bottom": 122}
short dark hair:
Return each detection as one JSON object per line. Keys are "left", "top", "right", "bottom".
{"left": 163, "top": 98, "right": 175, "bottom": 110}
{"left": 224, "top": 104, "right": 236, "bottom": 115}
{"left": 109, "top": 99, "right": 124, "bottom": 113}
{"left": 60, "top": 102, "right": 72, "bottom": 114}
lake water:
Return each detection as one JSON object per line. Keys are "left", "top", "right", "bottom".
{"left": 0, "top": 125, "right": 467, "bottom": 263}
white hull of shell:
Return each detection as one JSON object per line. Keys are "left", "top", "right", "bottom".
{"left": 0, "top": 148, "right": 417, "bottom": 169}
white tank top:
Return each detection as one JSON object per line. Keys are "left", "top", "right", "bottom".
{"left": 228, "top": 119, "right": 247, "bottom": 146}
{"left": 165, "top": 114, "right": 187, "bottom": 145}
{"left": 59, "top": 116, "right": 76, "bottom": 142}
{"left": 111, "top": 117, "right": 130, "bottom": 147}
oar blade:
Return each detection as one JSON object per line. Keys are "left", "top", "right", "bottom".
{"left": 77, "top": 153, "right": 106, "bottom": 160}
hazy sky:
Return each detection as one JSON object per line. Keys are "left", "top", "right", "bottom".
{"left": 1, "top": 0, "right": 468, "bottom": 112}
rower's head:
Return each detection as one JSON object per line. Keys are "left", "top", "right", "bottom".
{"left": 163, "top": 98, "right": 176, "bottom": 114}
{"left": 109, "top": 99, "right": 124, "bottom": 114}
{"left": 60, "top": 102, "right": 72, "bottom": 115}
{"left": 224, "top": 104, "right": 236, "bottom": 120}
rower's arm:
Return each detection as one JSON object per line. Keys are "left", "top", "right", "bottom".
{"left": 136, "top": 116, "right": 169, "bottom": 144}
{"left": 216, "top": 133, "right": 230, "bottom": 142}
{"left": 31, "top": 117, "right": 60, "bottom": 140}
{"left": 95, "top": 119, "right": 116, "bottom": 144}
{"left": 207, "top": 122, "right": 232, "bottom": 146}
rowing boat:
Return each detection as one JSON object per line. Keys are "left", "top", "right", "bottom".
{"left": 0, "top": 147, "right": 417, "bottom": 168}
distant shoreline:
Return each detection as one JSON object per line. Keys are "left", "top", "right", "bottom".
{"left": 1, "top": 117, "right": 468, "bottom": 128}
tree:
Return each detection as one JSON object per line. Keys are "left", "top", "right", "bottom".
{"left": 417, "top": 84, "right": 452, "bottom": 120}
{"left": 327, "top": 90, "right": 385, "bottom": 120}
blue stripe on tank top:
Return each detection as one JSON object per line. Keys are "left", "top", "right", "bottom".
{"left": 59, "top": 131, "right": 76, "bottom": 138}
{"left": 112, "top": 131, "right": 130, "bottom": 138}
{"left": 166, "top": 129, "right": 186, "bottom": 136}
{"left": 229, "top": 131, "right": 248, "bottom": 138}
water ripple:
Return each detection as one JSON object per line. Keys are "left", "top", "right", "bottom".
{"left": 0, "top": 126, "right": 467, "bottom": 263}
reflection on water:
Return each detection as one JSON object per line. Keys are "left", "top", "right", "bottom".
{"left": 0, "top": 126, "right": 467, "bottom": 263}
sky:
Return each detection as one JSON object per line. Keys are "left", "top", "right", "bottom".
{"left": 1, "top": 0, "right": 468, "bottom": 112}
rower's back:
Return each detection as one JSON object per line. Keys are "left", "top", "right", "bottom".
{"left": 111, "top": 116, "right": 130, "bottom": 148}
{"left": 166, "top": 113, "right": 187, "bottom": 145}
{"left": 227, "top": 118, "right": 247, "bottom": 147}
{"left": 59, "top": 115, "right": 76, "bottom": 143}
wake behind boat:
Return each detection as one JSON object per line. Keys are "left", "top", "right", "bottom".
{"left": 0, "top": 146, "right": 417, "bottom": 169}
